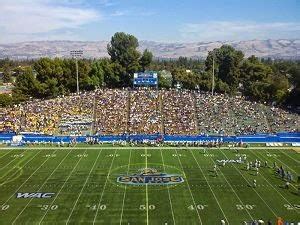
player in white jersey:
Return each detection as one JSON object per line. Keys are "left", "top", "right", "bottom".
{"left": 246, "top": 162, "right": 250, "bottom": 170}
{"left": 253, "top": 179, "right": 257, "bottom": 188}
{"left": 213, "top": 165, "right": 217, "bottom": 177}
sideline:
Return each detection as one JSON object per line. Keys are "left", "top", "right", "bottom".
{"left": 1, "top": 146, "right": 299, "bottom": 151}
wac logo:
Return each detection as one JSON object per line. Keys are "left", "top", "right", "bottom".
{"left": 117, "top": 168, "right": 184, "bottom": 185}
{"left": 16, "top": 193, "right": 55, "bottom": 199}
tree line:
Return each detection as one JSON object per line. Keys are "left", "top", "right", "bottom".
{"left": 0, "top": 32, "right": 299, "bottom": 108}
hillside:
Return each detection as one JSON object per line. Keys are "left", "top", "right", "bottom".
{"left": 0, "top": 39, "right": 299, "bottom": 60}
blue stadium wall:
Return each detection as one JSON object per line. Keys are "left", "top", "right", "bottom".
{"left": 0, "top": 132, "right": 299, "bottom": 144}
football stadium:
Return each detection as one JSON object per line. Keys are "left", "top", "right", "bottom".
{"left": 1, "top": 1, "right": 300, "bottom": 224}
{"left": 1, "top": 84, "right": 300, "bottom": 224}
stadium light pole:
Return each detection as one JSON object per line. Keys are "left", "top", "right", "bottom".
{"left": 70, "top": 50, "right": 83, "bottom": 95}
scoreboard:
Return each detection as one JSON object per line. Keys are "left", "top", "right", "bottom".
{"left": 133, "top": 72, "right": 158, "bottom": 86}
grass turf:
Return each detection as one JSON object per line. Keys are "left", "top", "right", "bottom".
{"left": 0, "top": 146, "right": 299, "bottom": 225}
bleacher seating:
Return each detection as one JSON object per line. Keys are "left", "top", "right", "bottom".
{"left": 1, "top": 89, "right": 299, "bottom": 136}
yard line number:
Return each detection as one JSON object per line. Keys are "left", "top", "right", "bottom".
{"left": 86, "top": 204, "right": 107, "bottom": 211}
{"left": 76, "top": 154, "right": 88, "bottom": 158}
{"left": 236, "top": 204, "right": 256, "bottom": 210}
{"left": 284, "top": 204, "right": 300, "bottom": 210}
{"left": 107, "top": 154, "right": 120, "bottom": 157}
{"left": 1, "top": 205, "right": 9, "bottom": 211}
{"left": 38, "top": 205, "right": 58, "bottom": 211}
{"left": 11, "top": 154, "right": 24, "bottom": 158}
{"left": 188, "top": 204, "right": 208, "bottom": 210}
{"left": 139, "top": 205, "right": 155, "bottom": 210}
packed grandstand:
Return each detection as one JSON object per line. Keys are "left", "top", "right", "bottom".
{"left": 1, "top": 88, "right": 299, "bottom": 136}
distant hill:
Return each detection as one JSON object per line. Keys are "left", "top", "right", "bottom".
{"left": 0, "top": 39, "right": 299, "bottom": 60}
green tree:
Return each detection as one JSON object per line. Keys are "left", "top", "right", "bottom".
{"left": 158, "top": 70, "right": 172, "bottom": 88}
{"left": 14, "top": 67, "right": 38, "bottom": 99}
{"left": 140, "top": 49, "right": 153, "bottom": 71}
{"left": 240, "top": 56, "right": 272, "bottom": 82}
{"left": 89, "top": 60, "right": 105, "bottom": 88}
{"left": 0, "top": 94, "right": 13, "bottom": 107}
{"left": 2, "top": 64, "right": 12, "bottom": 83}
{"left": 171, "top": 68, "right": 200, "bottom": 89}
{"left": 241, "top": 56, "right": 289, "bottom": 104}
{"left": 205, "top": 45, "right": 244, "bottom": 94}
{"left": 107, "top": 32, "right": 141, "bottom": 86}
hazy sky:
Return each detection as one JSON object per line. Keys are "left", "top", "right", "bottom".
{"left": 0, "top": 0, "right": 299, "bottom": 43}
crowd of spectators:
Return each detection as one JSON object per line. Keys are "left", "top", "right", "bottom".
{"left": 1, "top": 89, "right": 299, "bottom": 136}
{"left": 0, "top": 93, "right": 94, "bottom": 135}
{"left": 265, "top": 106, "right": 299, "bottom": 133}
{"left": 162, "top": 90, "right": 198, "bottom": 135}
{"left": 0, "top": 105, "right": 22, "bottom": 132}
{"left": 94, "top": 89, "right": 128, "bottom": 135}
{"left": 195, "top": 93, "right": 271, "bottom": 135}
{"left": 128, "top": 88, "right": 162, "bottom": 134}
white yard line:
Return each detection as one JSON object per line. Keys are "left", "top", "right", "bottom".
{"left": 174, "top": 149, "right": 203, "bottom": 225}
{"left": 260, "top": 150, "right": 299, "bottom": 188}
{"left": 253, "top": 151, "right": 300, "bottom": 212}
{"left": 0, "top": 148, "right": 30, "bottom": 170}
{"left": 0, "top": 157, "right": 18, "bottom": 170}
{"left": 275, "top": 149, "right": 299, "bottom": 166}
{"left": 92, "top": 149, "right": 118, "bottom": 225}
{"left": 189, "top": 150, "right": 231, "bottom": 224}
{"left": 193, "top": 150, "right": 254, "bottom": 221}
{"left": 219, "top": 149, "right": 278, "bottom": 218}
{"left": 0, "top": 149, "right": 14, "bottom": 160}
{"left": 65, "top": 149, "right": 103, "bottom": 224}
{"left": 119, "top": 149, "right": 132, "bottom": 225}
{"left": 38, "top": 149, "right": 89, "bottom": 224}
{"left": 1, "top": 149, "right": 44, "bottom": 206}
{"left": 0, "top": 151, "right": 32, "bottom": 183}
{"left": 11, "top": 149, "right": 73, "bottom": 224}
{"left": 159, "top": 149, "right": 176, "bottom": 225}
{"left": 262, "top": 152, "right": 299, "bottom": 174}
{"left": 145, "top": 147, "right": 149, "bottom": 225}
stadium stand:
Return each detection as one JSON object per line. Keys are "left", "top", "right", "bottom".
{"left": 94, "top": 89, "right": 128, "bottom": 135}
{"left": 1, "top": 89, "right": 299, "bottom": 136}
{"left": 195, "top": 93, "right": 271, "bottom": 135}
{"left": 162, "top": 89, "right": 198, "bottom": 135}
{"left": 128, "top": 88, "right": 162, "bottom": 134}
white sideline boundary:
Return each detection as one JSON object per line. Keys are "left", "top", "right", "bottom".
{"left": 1, "top": 146, "right": 299, "bottom": 150}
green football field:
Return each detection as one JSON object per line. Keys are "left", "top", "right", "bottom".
{"left": 0, "top": 146, "right": 299, "bottom": 225}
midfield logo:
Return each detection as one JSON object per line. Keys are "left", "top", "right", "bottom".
{"left": 117, "top": 168, "right": 184, "bottom": 185}
{"left": 16, "top": 192, "right": 55, "bottom": 199}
